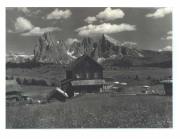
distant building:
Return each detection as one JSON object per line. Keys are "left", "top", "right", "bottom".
{"left": 61, "top": 55, "right": 105, "bottom": 97}
{"left": 160, "top": 80, "right": 172, "bottom": 96}
{"left": 6, "top": 79, "right": 22, "bottom": 101}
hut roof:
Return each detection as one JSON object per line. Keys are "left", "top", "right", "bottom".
{"left": 160, "top": 80, "right": 172, "bottom": 84}
{"left": 66, "top": 55, "right": 103, "bottom": 71}
{"left": 47, "top": 87, "right": 68, "bottom": 101}
{"left": 71, "top": 79, "right": 105, "bottom": 86}
{"left": 6, "top": 79, "right": 22, "bottom": 93}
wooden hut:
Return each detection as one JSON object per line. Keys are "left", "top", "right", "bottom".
{"left": 61, "top": 55, "right": 105, "bottom": 97}
{"left": 160, "top": 80, "right": 172, "bottom": 96}
{"left": 6, "top": 79, "right": 22, "bottom": 101}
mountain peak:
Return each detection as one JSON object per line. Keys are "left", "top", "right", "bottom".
{"left": 34, "top": 33, "right": 72, "bottom": 64}
{"left": 101, "top": 34, "right": 121, "bottom": 46}
{"left": 33, "top": 33, "right": 144, "bottom": 64}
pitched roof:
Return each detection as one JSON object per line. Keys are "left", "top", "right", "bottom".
{"left": 6, "top": 79, "right": 22, "bottom": 93}
{"left": 66, "top": 55, "right": 103, "bottom": 71}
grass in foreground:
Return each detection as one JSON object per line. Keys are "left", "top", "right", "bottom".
{"left": 6, "top": 94, "right": 172, "bottom": 128}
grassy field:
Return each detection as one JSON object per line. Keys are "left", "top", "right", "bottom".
{"left": 6, "top": 65, "right": 172, "bottom": 86}
{"left": 104, "top": 67, "right": 172, "bottom": 86}
{"left": 6, "top": 92, "right": 172, "bottom": 128}
{"left": 6, "top": 66, "right": 172, "bottom": 128}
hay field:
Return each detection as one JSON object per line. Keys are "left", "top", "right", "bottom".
{"left": 6, "top": 91, "right": 172, "bottom": 128}
{"left": 6, "top": 66, "right": 172, "bottom": 128}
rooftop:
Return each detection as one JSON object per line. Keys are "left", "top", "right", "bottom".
{"left": 66, "top": 55, "right": 103, "bottom": 71}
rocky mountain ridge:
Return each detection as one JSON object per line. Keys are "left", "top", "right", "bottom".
{"left": 6, "top": 32, "right": 172, "bottom": 67}
{"left": 33, "top": 32, "right": 146, "bottom": 64}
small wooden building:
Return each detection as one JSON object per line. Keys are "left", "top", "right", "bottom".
{"left": 61, "top": 55, "right": 105, "bottom": 97}
{"left": 160, "top": 80, "right": 172, "bottom": 96}
{"left": 6, "top": 79, "right": 22, "bottom": 101}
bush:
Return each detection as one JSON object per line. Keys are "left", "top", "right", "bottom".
{"left": 16, "top": 77, "right": 22, "bottom": 85}
{"left": 15, "top": 77, "right": 49, "bottom": 86}
{"left": 31, "top": 78, "right": 38, "bottom": 85}
{"left": 30, "top": 78, "right": 48, "bottom": 86}
{"left": 23, "top": 78, "right": 28, "bottom": 85}
{"left": 37, "top": 79, "right": 48, "bottom": 86}
{"left": 150, "top": 79, "right": 160, "bottom": 85}
{"left": 22, "top": 78, "right": 32, "bottom": 85}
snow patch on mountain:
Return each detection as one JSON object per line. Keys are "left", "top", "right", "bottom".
{"left": 67, "top": 50, "right": 77, "bottom": 59}
{"left": 6, "top": 53, "right": 34, "bottom": 63}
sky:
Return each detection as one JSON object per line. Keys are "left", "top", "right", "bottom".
{"left": 6, "top": 7, "right": 172, "bottom": 55}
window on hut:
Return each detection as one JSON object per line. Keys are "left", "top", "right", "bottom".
{"left": 94, "top": 72, "right": 99, "bottom": 79}
{"left": 86, "top": 73, "right": 90, "bottom": 79}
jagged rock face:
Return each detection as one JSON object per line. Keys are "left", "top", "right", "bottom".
{"left": 120, "top": 46, "right": 144, "bottom": 57}
{"left": 33, "top": 33, "right": 144, "bottom": 64}
{"left": 67, "top": 37, "right": 97, "bottom": 58}
{"left": 98, "top": 34, "right": 122, "bottom": 58}
{"left": 34, "top": 32, "right": 72, "bottom": 64}
{"left": 98, "top": 34, "right": 143, "bottom": 58}
{"left": 81, "top": 37, "right": 96, "bottom": 56}
{"left": 68, "top": 41, "right": 83, "bottom": 58}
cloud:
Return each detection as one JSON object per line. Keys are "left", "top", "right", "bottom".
{"left": 14, "top": 17, "right": 34, "bottom": 32}
{"left": 65, "top": 38, "right": 80, "bottom": 46}
{"left": 166, "top": 36, "right": 172, "bottom": 40}
{"left": 84, "top": 16, "right": 97, "bottom": 24}
{"left": 46, "top": 8, "right": 72, "bottom": 20}
{"left": 7, "top": 29, "right": 14, "bottom": 33}
{"left": 8, "top": 16, "right": 61, "bottom": 36}
{"left": 75, "top": 23, "right": 136, "bottom": 37}
{"left": 161, "top": 30, "right": 172, "bottom": 40}
{"left": 159, "top": 45, "right": 172, "bottom": 51}
{"left": 146, "top": 8, "right": 172, "bottom": 19}
{"left": 96, "top": 7, "right": 125, "bottom": 21}
{"left": 167, "top": 30, "right": 172, "bottom": 35}
{"left": 21, "top": 27, "right": 61, "bottom": 36}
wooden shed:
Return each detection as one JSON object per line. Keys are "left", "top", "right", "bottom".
{"left": 6, "top": 79, "right": 22, "bottom": 101}
{"left": 160, "top": 80, "right": 172, "bottom": 96}
{"left": 61, "top": 55, "right": 105, "bottom": 97}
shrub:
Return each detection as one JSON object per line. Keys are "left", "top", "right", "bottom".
{"left": 31, "top": 78, "right": 38, "bottom": 85}
{"left": 16, "top": 77, "right": 22, "bottom": 85}
{"left": 37, "top": 79, "right": 48, "bottom": 86}
{"left": 20, "top": 78, "right": 49, "bottom": 86}
{"left": 150, "top": 79, "right": 160, "bottom": 85}
{"left": 23, "top": 78, "right": 28, "bottom": 85}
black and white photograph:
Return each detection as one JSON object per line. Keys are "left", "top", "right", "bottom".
{"left": 6, "top": 7, "right": 172, "bottom": 128}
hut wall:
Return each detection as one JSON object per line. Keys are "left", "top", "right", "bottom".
{"left": 163, "top": 83, "right": 172, "bottom": 96}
